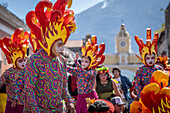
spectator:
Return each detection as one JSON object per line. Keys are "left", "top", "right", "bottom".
{"left": 111, "top": 96, "right": 125, "bottom": 113}
{"left": 95, "top": 66, "right": 121, "bottom": 100}
{"left": 112, "top": 68, "right": 132, "bottom": 102}
{"left": 87, "top": 99, "right": 115, "bottom": 113}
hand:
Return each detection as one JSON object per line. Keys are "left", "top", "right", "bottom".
{"left": 11, "top": 100, "right": 17, "bottom": 107}
{"left": 66, "top": 103, "right": 76, "bottom": 113}
{"left": 73, "top": 53, "right": 79, "bottom": 61}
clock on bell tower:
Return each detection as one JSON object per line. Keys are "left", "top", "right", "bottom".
{"left": 115, "top": 24, "right": 131, "bottom": 64}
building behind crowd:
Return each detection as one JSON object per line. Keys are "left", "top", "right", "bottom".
{"left": 157, "top": 3, "right": 170, "bottom": 61}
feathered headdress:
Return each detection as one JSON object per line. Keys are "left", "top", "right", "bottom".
{"left": 26, "top": 0, "right": 76, "bottom": 56}
{"left": 81, "top": 35, "right": 105, "bottom": 70}
{"left": 0, "top": 28, "right": 29, "bottom": 67}
{"left": 135, "top": 28, "right": 158, "bottom": 66}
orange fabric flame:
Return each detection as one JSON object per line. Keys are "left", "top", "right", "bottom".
{"left": 130, "top": 70, "right": 170, "bottom": 113}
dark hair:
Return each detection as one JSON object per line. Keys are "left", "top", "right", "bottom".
{"left": 96, "top": 72, "right": 111, "bottom": 81}
{"left": 82, "top": 56, "right": 91, "bottom": 63}
{"left": 112, "top": 67, "right": 121, "bottom": 74}
{"left": 88, "top": 101, "right": 110, "bottom": 112}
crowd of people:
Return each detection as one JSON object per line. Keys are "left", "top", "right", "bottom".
{"left": 0, "top": 0, "right": 170, "bottom": 113}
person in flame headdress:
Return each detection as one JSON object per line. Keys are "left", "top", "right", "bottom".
{"left": 130, "top": 70, "right": 170, "bottom": 113}
{"left": 67, "top": 35, "right": 105, "bottom": 113}
{"left": 132, "top": 28, "right": 164, "bottom": 100}
{"left": 0, "top": 28, "right": 29, "bottom": 113}
{"left": 23, "top": 0, "right": 76, "bottom": 112}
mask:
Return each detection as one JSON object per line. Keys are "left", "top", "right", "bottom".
{"left": 145, "top": 53, "right": 155, "bottom": 66}
{"left": 81, "top": 57, "right": 90, "bottom": 69}
{"left": 52, "top": 40, "right": 64, "bottom": 56}
{"left": 16, "top": 58, "right": 27, "bottom": 69}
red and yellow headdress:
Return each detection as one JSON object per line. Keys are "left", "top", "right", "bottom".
{"left": 26, "top": 0, "right": 76, "bottom": 56}
{"left": 157, "top": 56, "right": 170, "bottom": 70}
{"left": 130, "top": 70, "right": 170, "bottom": 113}
{"left": 0, "top": 28, "right": 29, "bottom": 68}
{"left": 81, "top": 35, "right": 105, "bottom": 70}
{"left": 135, "top": 28, "right": 159, "bottom": 66}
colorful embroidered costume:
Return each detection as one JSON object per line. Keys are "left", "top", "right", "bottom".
{"left": 133, "top": 28, "right": 163, "bottom": 98}
{"left": 67, "top": 36, "right": 105, "bottom": 113}
{"left": 0, "top": 28, "right": 29, "bottom": 113}
{"left": 24, "top": 0, "right": 76, "bottom": 112}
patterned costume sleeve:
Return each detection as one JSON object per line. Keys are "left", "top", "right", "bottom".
{"left": 0, "top": 71, "right": 7, "bottom": 88}
{"left": 62, "top": 58, "right": 74, "bottom": 103}
{"left": 24, "top": 58, "right": 39, "bottom": 112}
{"left": 15, "top": 69, "right": 25, "bottom": 100}
{"left": 134, "top": 69, "right": 142, "bottom": 97}
{"left": 67, "top": 63, "right": 79, "bottom": 76}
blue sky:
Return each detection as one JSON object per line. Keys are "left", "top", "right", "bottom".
{"left": 1, "top": 0, "right": 103, "bottom": 20}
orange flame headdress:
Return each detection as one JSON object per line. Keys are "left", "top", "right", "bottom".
{"left": 26, "top": 0, "right": 76, "bottom": 56}
{"left": 0, "top": 28, "right": 29, "bottom": 68}
{"left": 81, "top": 35, "right": 105, "bottom": 70}
{"left": 157, "top": 56, "right": 170, "bottom": 70}
{"left": 135, "top": 28, "right": 159, "bottom": 66}
{"left": 130, "top": 70, "right": 170, "bottom": 113}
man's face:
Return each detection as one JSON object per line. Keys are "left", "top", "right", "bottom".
{"left": 115, "top": 104, "right": 123, "bottom": 113}
{"left": 16, "top": 58, "right": 27, "bottom": 69}
{"left": 113, "top": 70, "right": 120, "bottom": 78}
{"left": 145, "top": 53, "right": 155, "bottom": 66}
{"left": 81, "top": 57, "right": 90, "bottom": 69}
{"left": 52, "top": 40, "right": 64, "bottom": 56}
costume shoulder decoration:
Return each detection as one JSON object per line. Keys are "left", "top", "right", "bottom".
{"left": 130, "top": 70, "right": 170, "bottom": 113}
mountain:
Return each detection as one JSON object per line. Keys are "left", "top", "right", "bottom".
{"left": 69, "top": 0, "right": 169, "bottom": 54}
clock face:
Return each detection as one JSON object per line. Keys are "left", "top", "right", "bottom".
{"left": 120, "top": 41, "right": 126, "bottom": 47}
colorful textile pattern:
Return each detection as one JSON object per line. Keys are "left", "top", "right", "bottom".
{"left": 24, "top": 49, "right": 73, "bottom": 112}
{"left": 67, "top": 60, "right": 97, "bottom": 94}
{"left": 15, "top": 69, "right": 25, "bottom": 101}
{"left": 0, "top": 67, "right": 24, "bottom": 105}
{"left": 130, "top": 70, "right": 170, "bottom": 113}
{"left": 133, "top": 65, "right": 163, "bottom": 97}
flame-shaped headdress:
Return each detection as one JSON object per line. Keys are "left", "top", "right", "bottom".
{"left": 81, "top": 36, "right": 105, "bottom": 70}
{"left": 0, "top": 28, "right": 29, "bottom": 67}
{"left": 26, "top": 0, "right": 76, "bottom": 56}
{"left": 135, "top": 28, "right": 159, "bottom": 66}
{"left": 157, "top": 56, "right": 170, "bottom": 70}
{"left": 130, "top": 70, "right": 170, "bottom": 113}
